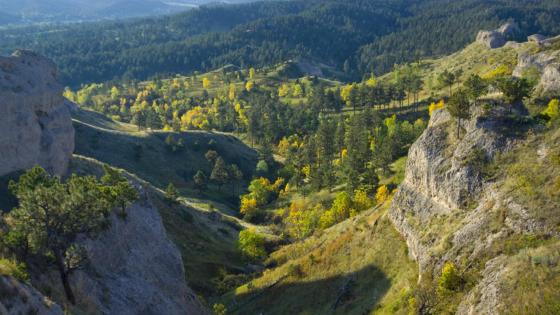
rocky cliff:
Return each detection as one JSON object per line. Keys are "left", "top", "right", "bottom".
{"left": 0, "top": 51, "right": 208, "bottom": 314}
{"left": 0, "top": 50, "right": 74, "bottom": 177}
{"left": 28, "top": 156, "right": 209, "bottom": 315}
{"left": 389, "top": 101, "right": 560, "bottom": 313}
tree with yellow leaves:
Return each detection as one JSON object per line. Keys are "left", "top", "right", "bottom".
{"left": 202, "top": 77, "right": 211, "bottom": 89}
{"left": 353, "top": 189, "right": 372, "bottom": 212}
{"left": 245, "top": 81, "right": 255, "bottom": 92}
{"left": 228, "top": 84, "right": 236, "bottom": 101}
{"left": 428, "top": 100, "right": 445, "bottom": 116}
{"left": 375, "top": 185, "right": 389, "bottom": 204}
{"left": 249, "top": 67, "right": 256, "bottom": 79}
{"left": 543, "top": 99, "right": 559, "bottom": 121}
{"left": 240, "top": 196, "right": 258, "bottom": 220}
{"left": 293, "top": 84, "right": 304, "bottom": 97}
{"left": 365, "top": 74, "right": 377, "bottom": 87}
{"left": 278, "top": 84, "right": 290, "bottom": 97}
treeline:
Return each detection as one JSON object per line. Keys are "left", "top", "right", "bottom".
{"left": 2, "top": 0, "right": 560, "bottom": 86}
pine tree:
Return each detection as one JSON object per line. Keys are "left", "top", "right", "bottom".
{"left": 211, "top": 157, "right": 230, "bottom": 190}
{"left": 193, "top": 170, "right": 207, "bottom": 193}
{"left": 447, "top": 89, "right": 471, "bottom": 138}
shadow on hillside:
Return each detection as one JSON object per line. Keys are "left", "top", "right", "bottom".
{"left": 229, "top": 264, "right": 391, "bottom": 315}
{"left": 73, "top": 117, "right": 258, "bottom": 207}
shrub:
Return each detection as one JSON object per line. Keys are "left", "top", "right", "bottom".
{"left": 0, "top": 259, "right": 29, "bottom": 282}
{"left": 238, "top": 230, "right": 267, "bottom": 261}
{"left": 437, "top": 262, "right": 463, "bottom": 295}
{"left": 212, "top": 303, "right": 227, "bottom": 315}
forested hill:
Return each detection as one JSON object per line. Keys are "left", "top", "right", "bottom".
{"left": 1, "top": 0, "right": 559, "bottom": 87}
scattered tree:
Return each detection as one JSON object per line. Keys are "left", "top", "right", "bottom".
{"left": 447, "top": 89, "right": 471, "bottom": 137}
{"left": 3, "top": 166, "right": 136, "bottom": 304}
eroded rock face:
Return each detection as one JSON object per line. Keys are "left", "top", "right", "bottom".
{"left": 538, "top": 64, "right": 560, "bottom": 96}
{"left": 389, "top": 106, "right": 516, "bottom": 273}
{"left": 0, "top": 50, "right": 74, "bottom": 176}
{"left": 74, "top": 188, "right": 207, "bottom": 315}
{"left": 476, "top": 22, "right": 520, "bottom": 49}
{"left": 35, "top": 157, "right": 208, "bottom": 315}
{"left": 0, "top": 276, "right": 63, "bottom": 315}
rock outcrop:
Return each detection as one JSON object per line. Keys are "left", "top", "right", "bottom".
{"left": 537, "top": 64, "right": 560, "bottom": 96}
{"left": 476, "top": 22, "right": 520, "bottom": 49}
{"left": 0, "top": 276, "right": 63, "bottom": 315}
{"left": 35, "top": 157, "right": 209, "bottom": 315}
{"left": 0, "top": 50, "right": 74, "bottom": 177}
{"left": 389, "top": 105, "right": 519, "bottom": 273}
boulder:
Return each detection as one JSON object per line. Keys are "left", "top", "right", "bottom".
{"left": 528, "top": 34, "right": 547, "bottom": 45}
{"left": 0, "top": 50, "right": 74, "bottom": 177}
{"left": 476, "top": 30, "right": 506, "bottom": 49}
{"left": 537, "top": 63, "right": 560, "bottom": 96}
{"left": 476, "top": 22, "right": 520, "bottom": 49}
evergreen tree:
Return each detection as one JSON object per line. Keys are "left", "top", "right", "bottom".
{"left": 211, "top": 157, "right": 230, "bottom": 190}
{"left": 3, "top": 166, "right": 137, "bottom": 305}
{"left": 193, "top": 170, "right": 208, "bottom": 193}
{"left": 447, "top": 89, "right": 471, "bottom": 138}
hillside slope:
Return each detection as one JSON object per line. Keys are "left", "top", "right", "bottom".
{"left": 225, "top": 201, "right": 418, "bottom": 315}
{"left": 2, "top": 0, "right": 560, "bottom": 86}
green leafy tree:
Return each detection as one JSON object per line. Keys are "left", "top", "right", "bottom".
{"left": 494, "top": 77, "right": 533, "bottom": 108}
{"left": 3, "top": 166, "right": 131, "bottom": 304}
{"left": 237, "top": 229, "right": 266, "bottom": 261}
{"left": 165, "top": 183, "right": 179, "bottom": 201}
{"left": 447, "top": 89, "right": 471, "bottom": 138}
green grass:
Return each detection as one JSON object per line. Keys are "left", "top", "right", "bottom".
{"left": 72, "top": 108, "right": 258, "bottom": 207}
{"left": 221, "top": 200, "right": 418, "bottom": 315}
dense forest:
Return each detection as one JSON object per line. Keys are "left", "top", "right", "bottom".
{"left": 1, "top": 0, "right": 560, "bottom": 87}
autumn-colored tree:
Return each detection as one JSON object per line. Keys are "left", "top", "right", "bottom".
{"left": 278, "top": 84, "right": 290, "bottom": 97}
{"left": 245, "top": 81, "right": 255, "bottom": 92}
{"left": 249, "top": 67, "right": 256, "bottom": 79}
{"left": 202, "top": 77, "right": 211, "bottom": 89}
{"left": 165, "top": 183, "right": 179, "bottom": 202}
{"left": 428, "top": 100, "right": 445, "bottom": 116}
{"left": 353, "top": 189, "right": 372, "bottom": 211}
{"left": 330, "top": 191, "right": 353, "bottom": 221}
{"left": 543, "top": 99, "right": 559, "bottom": 122}
{"left": 240, "top": 196, "right": 258, "bottom": 220}
{"left": 437, "top": 262, "right": 463, "bottom": 295}
{"left": 228, "top": 84, "right": 236, "bottom": 101}
{"left": 292, "top": 84, "right": 304, "bottom": 97}
{"left": 375, "top": 185, "right": 389, "bottom": 204}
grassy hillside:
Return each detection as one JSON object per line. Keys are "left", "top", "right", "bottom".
{"left": 72, "top": 107, "right": 257, "bottom": 207}
{"left": 223, "top": 199, "right": 418, "bottom": 315}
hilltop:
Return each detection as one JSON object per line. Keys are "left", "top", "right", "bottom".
{"left": 2, "top": 0, "right": 560, "bottom": 86}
